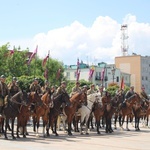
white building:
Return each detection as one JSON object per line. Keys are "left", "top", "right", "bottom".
{"left": 64, "top": 62, "right": 130, "bottom": 88}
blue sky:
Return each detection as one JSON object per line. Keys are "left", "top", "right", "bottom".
{"left": 0, "top": 0, "right": 150, "bottom": 65}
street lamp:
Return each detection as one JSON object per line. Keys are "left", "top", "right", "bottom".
{"left": 111, "top": 66, "right": 116, "bottom": 83}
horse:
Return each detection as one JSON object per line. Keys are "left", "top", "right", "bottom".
{"left": 92, "top": 94, "right": 105, "bottom": 134}
{"left": 32, "top": 91, "right": 53, "bottom": 137}
{"left": 3, "top": 91, "right": 28, "bottom": 139}
{"left": 16, "top": 91, "right": 39, "bottom": 138}
{"left": 132, "top": 97, "right": 146, "bottom": 131}
{"left": 77, "top": 93, "right": 100, "bottom": 135}
{"left": 102, "top": 92, "right": 118, "bottom": 133}
{"left": 62, "top": 91, "right": 87, "bottom": 135}
{"left": 46, "top": 92, "right": 71, "bottom": 136}
{"left": 118, "top": 93, "right": 141, "bottom": 131}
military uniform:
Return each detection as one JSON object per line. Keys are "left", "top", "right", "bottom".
{"left": 0, "top": 75, "right": 9, "bottom": 116}
{"left": 140, "top": 91, "right": 149, "bottom": 100}
{"left": 41, "top": 85, "right": 50, "bottom": 94}
{"left": 56, "top": 86, "right": 67, "bottom": 95}
{"left": 71, "top": 86, "right": 81, "bottom": 95}
{"left": 29, "top": 83, "right": 42, "bottom": 94}
{"left": 9, "top": 83, "right": 20, "bottom": 96}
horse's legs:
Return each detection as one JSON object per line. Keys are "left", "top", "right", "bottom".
{"left": 126, "top": 116, "right": 130, "bottom": 131}
{"left": 54, "top": 119, "right": 59, "bottom": 136}
{"left": 11, "top": 118, "right": 16, "bottom": 139}
{"left": 33, "top": 116, "right": 36, "bottom": 133}
{"left": 4, "top": 118, "right": 9, "bottom": 139}
{"left": 96, "top": 116, "right": 101, "bottom": 134}
{"left": 16, "top": 119, "right": 20, "bottom": 138}
{"left": 36, "top": 118, "right": 40, "bottom": 137}
{"left": 114, "top": 114, "right": 118, "bottom": 129}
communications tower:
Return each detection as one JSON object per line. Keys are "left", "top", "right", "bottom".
{"left": 121, "top": 24, "right": 129, "bottom": 56}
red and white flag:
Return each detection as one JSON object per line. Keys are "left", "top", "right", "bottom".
{"left": 28, "top": 45, "right": 38, "bottom": 65}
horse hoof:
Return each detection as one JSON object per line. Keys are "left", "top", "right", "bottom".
{"left": 80, "top": 132, "right": 83, "bottom": 135}
{"left": 26, "top": 132, "right": 29, "bottom": 135}
{"left": 86, "top": 133, "right": 89, "bottom": 135}
{"left": 127, "top": 129, "right": 130, "bottom": 131}
{"left": 23, "top": 135, "right": 26, "bottom": 138}
{"left": 97, "top": 131, "right": 101, "bottom": 134}
{"left": 68, "top": 133, "right": 72, "bottom": 136}
{"left": 12, "top": 137, "right": 16, "bottom": 140}
{"left": 55, "top": 133, "right": 59, "bottom": 136}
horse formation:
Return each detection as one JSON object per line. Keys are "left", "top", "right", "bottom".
{"left": 0, "top": 90, "right": 150, "bottom": 140}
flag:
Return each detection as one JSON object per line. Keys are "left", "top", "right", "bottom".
{"left": 120, "top": 76, "right": 125, "bottom": 90}
{"left": 28, "top": 45, "right": 38, "bottom": 65}
{"left": 101, "top": 68, "right": 105, "bottom": 80}
{"left": 42, "top": 54, "right": 49, "bottom": 67}
{"left": 76, "top": 58, "right": 80, "bottom": 81}
{"left": 56, "top": 68, "right": 61, "bottom": 80}
{"left": 76, "top": 69, "right": 80, "bottom": 81}
{"left": 10, "top": 49, "right": 14, "bottom": 55}
{"left": 44, "top": 68, "right": 48, "bottom": 80}
{"left": 88, "top": 66, "right": 94, "bottom": 80}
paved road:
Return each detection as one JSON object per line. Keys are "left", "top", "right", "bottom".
{"left": 0, "top": 123, "right": 150, "bottom": 150}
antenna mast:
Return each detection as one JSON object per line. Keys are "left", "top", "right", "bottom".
{"left": 121, "top": 24, "right": 129, "bottom": 56}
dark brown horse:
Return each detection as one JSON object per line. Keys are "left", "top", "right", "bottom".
{"left": 16, "top": 91, "right": 39, "bottom": 138}
{"left": 3, "top": 91, "right": 28, "bottom": 139}
{"left": 119, "top": 93, "right": 141, "bottom": 131}
{"left": 63, "top": 91, "right": 87, "bottom": 135}
{"left": 32, "top": 91, "right": 53, "bottom": 137}
{"left": 92, "top": 96, "right": 105, "bottom": 134}
{"left": 102, "top": 92, "right": 118, "bottom": 133}
{"left": 46, "top": 92, "right": 71, "bottom": 136}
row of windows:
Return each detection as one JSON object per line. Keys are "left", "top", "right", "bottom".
{"left": 142, "top": 76, "right": 148, "bottom": 80}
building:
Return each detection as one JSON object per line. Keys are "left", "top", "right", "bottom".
{"left": 64, "top": 61, "right": 130, "bottom": 89}
{"left": 115, "top": 54, "right": 150, "bottom": 94}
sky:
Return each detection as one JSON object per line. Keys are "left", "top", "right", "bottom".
{"left": 0, "top": 0, "right": 150, "bottom": 65}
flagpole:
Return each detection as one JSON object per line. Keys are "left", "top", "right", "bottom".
{"left": 47, "top": 50, "right": 50, "bottom": 81}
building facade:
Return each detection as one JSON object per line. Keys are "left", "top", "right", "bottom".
{"left": 115, "top": 55, "right": 150, "bottom": 94}
{"left": 64, "top": 62, "right": 130, "bottom": 89}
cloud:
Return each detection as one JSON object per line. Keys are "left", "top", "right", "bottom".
{"left": 1, "top": 14, "right": 150, "bottom": 65}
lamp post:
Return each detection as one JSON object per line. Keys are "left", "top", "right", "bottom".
{"left": 111, "top": 66, "right": 116, "bottom": 83}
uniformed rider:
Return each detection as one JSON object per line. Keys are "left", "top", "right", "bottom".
{"left": 87, "top": 84, "right": 96, "bottom": 95}
{"left": 8, "top": 77, "right": 21, "bottom": 97}
{"left": 0, "top": 75, "right": 9, "bottom": 116}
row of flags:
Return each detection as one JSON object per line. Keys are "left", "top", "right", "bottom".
{"left": 76, "top": 59, "right": 125, "bottom": 89}
{"left": 9, "top": 45, "right": 61, "bottom": 81}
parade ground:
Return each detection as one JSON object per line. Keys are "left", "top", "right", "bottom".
{"left": 1, "top": 122, "right": 150, "bottom": 150}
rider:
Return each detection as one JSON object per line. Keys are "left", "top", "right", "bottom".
{"left": 71, "top": 81, "right": 81, "bottom": 96}
{"left": 8, "top": 77, "right": 21, "bottom": 97}
{"left": 29, "top": 78, "right": 42, "bottom": 113}
{"left": 87, "top": 84, "right": 96, "bottom": 95}
{"left": 0, "top": 75, "right": 9, "bottom": 117}
{"left": 119, "top": 86, "right": 135, "bottom": 109}
{"left": 56, "top": 81, "right": 67, "bottom": 95}
{"left": 41, "top": 80, "right": 50, "bottom": 94}
{"left": 140, "top": 86, "right": 149, "bottom": 100}
{"left": 29, "top": 78, "right": 42, "bottom": 94}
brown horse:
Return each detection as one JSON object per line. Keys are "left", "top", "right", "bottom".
{"left": 119, "top": 93, "right": 141, "bottom": 131}
{"left": 32, "top": 91, "right": 53, "bottom": 137}
{"left": 132, "top": 98, "right": 146, "bottom": 131}
{"left": 92, "top": 95, "right": 105, "bottom": 134}
{"left": 3, "top": 91, "right": 28, "bottom": 139}
{"left": 16, "top": 91, "right": 40, "bottom": 138}
{"left": 102, "top": 92, "right": 118, "bottom": 133}
{"left": 63, "top": 91, "right": 87, "bottom": 135}
{"left": 46, "top": 92, "right": 71, "bottom": 136}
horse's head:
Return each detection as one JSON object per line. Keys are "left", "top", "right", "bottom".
{"left": 28, "top": 91, "right": 42, "bottom": 105}
{"left": 61, "top": 92, "right": 71, "bottom": 106}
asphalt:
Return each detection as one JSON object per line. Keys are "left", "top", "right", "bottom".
{"left": 0, "top": 122, "right": 150, "bottom": 150}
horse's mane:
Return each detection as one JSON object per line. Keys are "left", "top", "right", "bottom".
{"left": 41, "top": 92, "right": 49, "bottom": 101}
{"left": 70, "top": 92, "right": 80, "bottom": 102}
